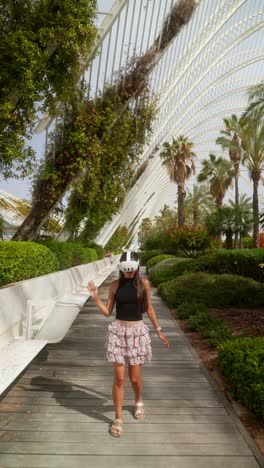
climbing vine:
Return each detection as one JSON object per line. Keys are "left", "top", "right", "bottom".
{"left": 0, "top": 0, "right": 97, "bottom": 178}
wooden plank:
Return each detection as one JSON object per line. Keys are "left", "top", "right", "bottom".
{"left": 0, "top": 441, "right": 252, "bottom": 455}
{"left": 0, "top": 454, "right": 260, "bottom": 468}
{"left": 0, "top": 430, "right": 243, "bottom": 444}
{"left": 0, "top": 268, "right": 262, "bottom": 468}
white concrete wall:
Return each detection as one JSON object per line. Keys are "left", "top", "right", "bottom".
{"left": 0, "top": 255, "right": 119, "bottom": 347}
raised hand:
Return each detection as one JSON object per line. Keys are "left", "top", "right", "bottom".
{"left": 87, "top": 280, "right": 98, "bottom": 299}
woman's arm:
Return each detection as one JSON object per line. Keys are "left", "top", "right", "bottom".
{"left": 87, "top": 280, "right": 118, "bottom": 317}
{"left": 142, "top": 278, "right": 169, "bottom": 348}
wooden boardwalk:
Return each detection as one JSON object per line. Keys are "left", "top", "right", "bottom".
{"left": 0, "top": 268, "right": 263, "bottom": 468}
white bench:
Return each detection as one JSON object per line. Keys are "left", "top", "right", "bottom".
{"left": 0, "top": 254, "right": 120, "bottom": 396}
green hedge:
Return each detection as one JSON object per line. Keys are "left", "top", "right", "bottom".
{"left": 159, "top": 272, "right": 264, "bottom": 309}
{"left": 0, "top": 241, "right": 59, "bottom": 286}
{"left": 146, "top": 254, "right": 175, "bottom": 272}
{"left": 201, "top": 249, "right": 264, "bottom": 283}
{"left": 140, "top": 249, "right": 164, "bottom": 265}
{"left": 38, "top": 241, "right": 98, "bottom": 269}
{"left": 81, "top": 241, "right": 104, "bottom": 259}
{"left": 150, "top": 249, "right": 264, "bottom": 285}
{"left": 148, "top": 257, "right": 189, "bottom": 276}
{"left": 150, "top": 258, "right": 201, "bottom": 286}
{"left": 218, "top": 338, "right": 264, "bottom": 419}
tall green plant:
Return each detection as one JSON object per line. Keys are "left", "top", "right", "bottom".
{"left": 241, "top": 117, "right": 264, "bottom": 248}
{"left": 160, "top": 135, "right": 196, "bottom": 227}
{"left": 197, "top": 154, "right": 234, "bottom": 207}
{"left": 216, "top": 115, "right": 244, "bottom": 248}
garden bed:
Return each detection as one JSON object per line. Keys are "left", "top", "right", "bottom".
{"left": 174, "top": 309, "right": 264, "bottom": 456}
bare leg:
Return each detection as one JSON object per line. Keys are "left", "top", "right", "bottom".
{"left": 128, "top": 364, "right": 143, "bottom": 405}
{"left": 112, "top": 363, "right": 126, "bottom": 435}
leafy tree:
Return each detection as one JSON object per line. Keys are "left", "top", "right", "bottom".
{"left": 0, "top": 0, "right": 97, "bottom": 178}
{"left": 160, "top": 135, "right": 196, "bottom": 227}
{"left": 197, "top": 154, "right": 234, "bottom": 207}
{"left": 138, "top": 218, "right": 153, "bottom": 245}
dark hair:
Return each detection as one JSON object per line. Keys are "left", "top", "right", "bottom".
{"left": 118, "top": 251, "right": 148, "bottom": 314}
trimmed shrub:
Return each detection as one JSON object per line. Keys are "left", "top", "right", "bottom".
{"left": 150, "top": 258, "right": 203, "bottom": 286}
{"left": 38, "top": 241, "right": 98, "bottom": 269}
{"left": 159, "top": 272, "right": 264, "bottom": 309}
{"left": 0, "top": 241, "right": 59, "bottom": 286}
{"left": 81, "top": 241, "right": 104, "bottom": 259}
{"left": 201, "top": 249, "right": 264, "bottom": 283}
{"left": 140, "top": 249, "right": 164, "bottom": 265}
{"left": 218, "top": 338, "right": 264, "bottom": 419}
{"left": 146, "top": 254, "right": 175, "bottom": 272}
{"left": 148, "top": 257, "right": 190, "bottom": 277}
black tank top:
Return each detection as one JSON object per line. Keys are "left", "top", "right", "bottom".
{"left": 115, "top": 278, "right": 142, "bottom": 321}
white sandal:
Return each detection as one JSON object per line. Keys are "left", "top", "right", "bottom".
{"left": 110, "top": 418, "right": 123, "bottom": 437}
{"left": 135, "top": 402, "right": 145, "bottom": 420}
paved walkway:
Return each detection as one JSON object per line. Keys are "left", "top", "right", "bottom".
{"left": 0, "top": 268, "right": 263, "bottom": 467}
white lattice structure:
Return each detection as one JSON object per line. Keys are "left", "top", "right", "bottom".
{"left": 35, "top": 0, "right": 264, "bottom": 247}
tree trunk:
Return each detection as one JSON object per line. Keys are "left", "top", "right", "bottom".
{"left": 193, "top": 208, "right": 198, "bottom": 226}
{"left": 252, "top": 176, "right": 260, "bottom": 248}
{"left": 177, "top": 183, "right": 185, "bottom": 227}
{"left": 234, "top": 165, "right": 239, "bottom": 249}
{"left": 12, "top": 166, "right": 88, "bottom": 241}
{"left": 225, "top": 229, "right": 233, "bottom": 249}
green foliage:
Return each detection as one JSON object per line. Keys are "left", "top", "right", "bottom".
{"left": 150, "top": 258, "right": 202, "bottom": 286}
{"left": 0, "top": 241, "right": 59, "bottom": 286}
{"left": 0, "top": 0, "right": 97, "bottom": 176}
{"left": 146, "top": 254, "right": 175, "bottom": 272}
{"left": 167, "top": 226, "right": 212, "bottom": 252}
{"left": 201, "top": 249, "right": 264, "bottom": 283}
{"left": 38, "top": 241, "right": 97, "bottom": 269}
{"left": 81, "top": 241, "right": 105, "bottom": 259}
{"left": 218, "top": 338, "right": 264, "bottom": 418}
{"left": 242, "top": 236, "right": 254, "bottom": 248}
{"left": 159, "top": 272, "right": 264, "bottom": 309}
{"left": 140, "top": 250, "right": 164, "bottom": 266}
{"left": 148, "top": 257, "right": 187, "bottom": 276}
{"left": 187, "top": 311, "right": 232, "bottom": 347}
{"left": 142, "top": 230, "right": 166, "bottom": 251}
{"left": 104, "top": 225, "right": 130, "bottom": 253}
{"left": 175, "top": 302, "right": 207, "bottom": 319}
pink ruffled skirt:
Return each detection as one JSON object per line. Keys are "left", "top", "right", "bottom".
{"left": 105, "top": 320, "right": 152, "bottom": 365}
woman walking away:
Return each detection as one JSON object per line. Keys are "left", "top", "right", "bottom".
{"left": 87, "top": 251, "right": 169, "bottom": 437}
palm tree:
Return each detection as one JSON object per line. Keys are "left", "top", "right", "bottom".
{"left": 240, "top": 118, "right": 264, "bottom": 248}
{"left": 216, "top": 114, "right": 244, "bottom": 248}
{"left": 243, "top": 81, "right": 264, "bottom": 120}
{"left": 160, "top": 135, "right": 196, "bottom": 227}
{"left": 197, "top": 154, "right": 234, "bottom": 208}
{"left": 228, "top": 194, "right": 253, "bottom": 248}
{"left": 184, "top": 184, "right": 214, "bottom": 225}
